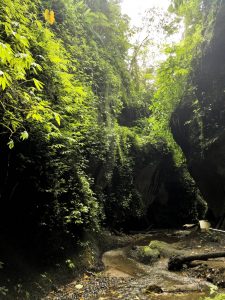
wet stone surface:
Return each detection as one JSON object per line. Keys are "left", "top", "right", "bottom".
{"left": 44, "top": 230, "right": 225, "bottom": 300}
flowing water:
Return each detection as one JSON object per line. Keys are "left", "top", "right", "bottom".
{"left": 45, "top": 230, "right": 225, "bottom": 299}
{"left": 99, "top": 231, "right": 224, "bottom": 300}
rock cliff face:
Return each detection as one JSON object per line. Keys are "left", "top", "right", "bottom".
{"left": 94, "top": 142, "right": 206, "bottom": 230}
{"left": 171, "top": 2, "right": 225, "bottom": 227}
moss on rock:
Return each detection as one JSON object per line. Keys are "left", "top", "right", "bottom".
{"left": 149, "top": 240, "right": 183, "bottom": 257}
{"left": 129, "top": 245, "right": 160, "bottom": 264}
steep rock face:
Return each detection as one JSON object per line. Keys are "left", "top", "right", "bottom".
{"left": 171, "top": 2, "right": 225, "bottom": 227}
{"left": 133, "top": 145, "right": 205, "bottom": 229}
{"left": 93, "top": 142, "right": 206, "bottom": 230}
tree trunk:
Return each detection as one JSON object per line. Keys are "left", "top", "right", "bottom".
{"left": 168, "top": 251, "right": 225, "bottom": 271}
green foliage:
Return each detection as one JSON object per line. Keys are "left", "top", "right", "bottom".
{"left": 0, "top": 0, "right": 215, "bottom": 281}
{"left": 148, "top": 0, "right": 219, "bottom": 164}
{"left": 65, "top": 259, "right": 75, "bottom": 270}
{"left": 0, "top": 286, "right": 8, "bottom": 297}
{"left": 0, "top": 0, "right": 149, "bottom": 247}
{"left": 0, "top": 0, "right": 55, "bottom": 143}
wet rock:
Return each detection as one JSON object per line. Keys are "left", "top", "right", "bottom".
{"left": 145, "top": 284, "right": 163, "bottom": 294}
{"left": 129, "top": 240, "right": 185, "bottom": 265}
{"left": 149, "top": 240, "right": 183, "bottom": 257}
{"left": 129, "top": 245, "right": 160, "bottom": 264}
{"left": 44, "top": 230, "right": 225, "bottom": 300}
{"left": 206, "top": 274, "right": 213, "bottom": 282}
{"left": 218, "top": 280, "right": 225, "bottom": 288}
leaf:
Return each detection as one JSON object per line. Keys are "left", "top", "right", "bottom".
{"left": 75, "top": 284, "right": 83, "bottom": 290}
{"left": 80, "top": 206, "right": 89, "bottom": 213}
{"left": 0, "top": 72, "right": 11, "bottom": 90}
{"left": 44, "top": 9, "right": 50, "bottom": 21}
{"left": 33, "top": 78, "right": 44, "bottom": 91}
{"left": 20, "top": 130, "right": 29, "bottom": 141}
{"left": 144, "top": 73, "right": 154, "bottom": 80}
{"left": 31, "top": 62, "right": 42, "bottom": 74}
{"left": 43, "top": 9, "right": 55, "bottom": 25}
{"left": 26, "top": 112, "right": 43, "bottom": 122}
{"left": 54, "top": 113, "right": 61, "bottom": 126}
{"left": 7, "top": 139, "right": 14, "bottom": 149}
{"left": 184, "top": 120, "right": 192, "bottom": 126}
{"left": 49, "top": 11, "right": 55, "bottom": 25}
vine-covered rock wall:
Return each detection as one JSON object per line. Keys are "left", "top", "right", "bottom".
{"left": 171, "top": 1, "right": 225, "bottom": 227}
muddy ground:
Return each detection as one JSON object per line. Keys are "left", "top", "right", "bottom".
{"left": 43, "top": 229, "right": 225, "bottom": 300}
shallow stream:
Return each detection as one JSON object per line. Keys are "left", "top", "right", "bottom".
{"left": 100, "top": 231, "right": 212, "bottom": 300}
{"left": 45, "top": 230, "right": 225, "bottom": 299}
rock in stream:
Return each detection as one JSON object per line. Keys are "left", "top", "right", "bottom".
{"left": 45, "top": 230, "right": 225, "bottom": 300}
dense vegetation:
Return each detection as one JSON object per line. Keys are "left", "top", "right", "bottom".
{"left": 149, "top": 0, "right": 219, "bottom": 162}
{"left": 0, "top": 0, "right": 222, "bottom": 296}
{"left": 0, "top": 0, "right": 155, "bottom": 272}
